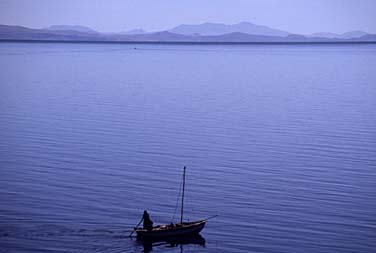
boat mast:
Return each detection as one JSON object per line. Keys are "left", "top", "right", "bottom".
{"left": 180, "top": 166, "right": 186, "bottom": 224}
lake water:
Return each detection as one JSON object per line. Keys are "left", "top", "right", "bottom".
{"left": 0, "top": 42, "right": 375, "bottom": 253}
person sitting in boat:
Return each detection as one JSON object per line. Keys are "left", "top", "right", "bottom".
{"left": 142, "top": 210, "right": 154, "bottom": 231}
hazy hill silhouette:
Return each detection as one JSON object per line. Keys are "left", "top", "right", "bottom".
{"left": 168, "top": 22, "right": 290, "bottom": 37}
{"left": 45, "top": 25, "right": 98, "bottom": 34}
{"left": 0, "top": 23, "right": 375, "bottom": 43}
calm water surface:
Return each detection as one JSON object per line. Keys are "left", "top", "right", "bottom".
{"left": 0, "top": 42, "right": 376, "bottom": 252}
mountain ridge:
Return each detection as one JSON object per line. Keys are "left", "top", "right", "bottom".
{"left": 168, "top": 22, "right": 290, "bottom": 37}
{"left": 0, "top": 24, "right": 375, "bottom": 43}
{"left": 309, "top": 30, "right": 368, "bottom": 39}
{"left": 45, "top": 25, "right": 98, "bottom": 34}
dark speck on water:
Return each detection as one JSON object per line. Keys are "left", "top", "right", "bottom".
{"left": 0, "top": 42, "right": 375, "bottom": 252}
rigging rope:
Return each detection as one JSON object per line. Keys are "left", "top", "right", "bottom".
{"left": 171, "top": 172, "right": 184, "bottom": 223}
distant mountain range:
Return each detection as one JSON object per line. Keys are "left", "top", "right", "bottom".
{"left": 1, "top": 23, "right": 375, "bottom": 43}
{"left": 308, "top": 31, "right": 368, "bottom": 39}
{"left": 44, "top": 25, "right": 98, "bottom": 34}
{"left": 168, "top": 22, "right": 289, "bottom": 37}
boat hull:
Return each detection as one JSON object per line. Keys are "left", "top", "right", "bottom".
{"left": 136, "top": 220, "right": 206, "bottom": 239}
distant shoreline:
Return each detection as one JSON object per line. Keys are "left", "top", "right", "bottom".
{"left": 1, "top": 39, "right": 376, "bottom": 45}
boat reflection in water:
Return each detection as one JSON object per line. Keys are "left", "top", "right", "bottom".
{"left": 138, "top": 234, "right": 206, "bottom": 253}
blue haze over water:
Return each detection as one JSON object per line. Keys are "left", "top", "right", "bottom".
{"left": 0, "top": 42, "right": 376, "bottom": 252}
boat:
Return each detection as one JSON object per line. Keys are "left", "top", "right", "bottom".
{"left": 135, "top": 220, "right": 206, "bottom": 239}
{"left": 132, "top": 166, "right": 208, "bottom": 239}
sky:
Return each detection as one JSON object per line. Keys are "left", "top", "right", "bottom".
{"left": 0, "top": 0, "right": 375, "bottom": 34}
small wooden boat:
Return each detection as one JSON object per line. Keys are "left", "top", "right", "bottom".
{"left": 133, "top": 167, "right": 209, "bottom": 239}
{"left": 136, "top": 220, "right": 206, "bottom": 239}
